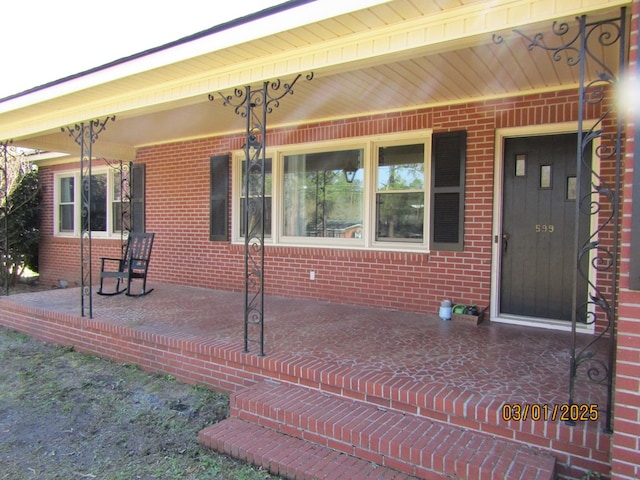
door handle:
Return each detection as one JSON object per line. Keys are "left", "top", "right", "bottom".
{"left": 502, "top": 233, "right": 510, "bottom": 253}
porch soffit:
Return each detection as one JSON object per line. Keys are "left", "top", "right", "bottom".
{"left": 0, "top": 0, "right": 630, "bottom": 160}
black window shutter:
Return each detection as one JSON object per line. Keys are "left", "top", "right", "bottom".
{"left": 430, "top": 131, "right": 466, "bottom": 251}
{"left": 210, "top": 155, "right": 230, "bottom": 241}
{"left": 131, "top": 163, "right": 145, "bottom": 233}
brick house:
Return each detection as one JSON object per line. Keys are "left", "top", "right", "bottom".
{"left": 1, "top": 0, "right": 639, "bottom": 478}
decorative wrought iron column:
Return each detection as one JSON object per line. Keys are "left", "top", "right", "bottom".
{"left": 63, "top": 116, "right": 115, "bottom": 318}
{"left": 0, "top": 140, "right": 10, "bottom": 295}
{"left": 211, "top": 73, "right": 313, "bottom": 355}
{"left": 495, "top": 8, "right": 626, "bottom": 432}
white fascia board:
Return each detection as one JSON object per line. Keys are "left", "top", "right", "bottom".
{"left": 0, "top": 0, "right": 390, "bottom": 113}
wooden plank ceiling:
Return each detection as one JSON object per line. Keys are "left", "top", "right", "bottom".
{"left": 0, "top": 0, "right": 629, "bottom": 160}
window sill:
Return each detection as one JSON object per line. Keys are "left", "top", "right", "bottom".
{"left": 53, "top": 233, "right": 127, "bottom": 240}
{"left": 231, "top": 239, "right": 430, "bottom": 255}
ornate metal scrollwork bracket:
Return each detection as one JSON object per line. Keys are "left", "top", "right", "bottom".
{"left": 62, "top": 116, "right": 116, "bottom": 318}
{"left": 495, "top": 9, "right": 626, "bottom": 433}
{"left": 210, "top": 73, "right": 313, "bottom": 355}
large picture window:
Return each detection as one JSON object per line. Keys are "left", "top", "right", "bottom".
{"left": 230, "top": 131, "right": 465, "bottom": 251}
{"left": 283, "top": 150, "right": 363, "bottom": 239}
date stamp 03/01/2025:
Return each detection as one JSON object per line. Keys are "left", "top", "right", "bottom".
{"left": 501, "top": 403, "right": 599, "bottom": 422}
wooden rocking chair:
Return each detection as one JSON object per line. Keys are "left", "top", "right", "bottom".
{"left": 98, "top": 232, "right": 155, "bottom": 297}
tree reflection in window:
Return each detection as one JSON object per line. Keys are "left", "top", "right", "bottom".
{"left": 376, "top": 144, "right": 425, "bottom": 242}
{"left": 283, "top": 150, "right": 363, "bottom": 238}
{"left": 89, "top": 174, "right": 107, "bottom": 232}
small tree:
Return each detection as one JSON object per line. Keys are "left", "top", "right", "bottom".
{"left": 1, "top": 148, "right": 40, "bottom": 291}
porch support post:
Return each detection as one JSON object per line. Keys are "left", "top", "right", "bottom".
{"left": 0, "top": 140, "right": 10, "bottom": 295}
{"left": 242, "top": 83, "right": 267, "bottom": 355}
{"left": 63, "top": 116, "right": 115, "bottom": 318}
{"left": 571, "top": 9, "right": 625, "bottom": 435}
{"left": 496, "top": 8, "right": 626, "bottom": 432}
{"left": 211, "top": 73, "right": 313, "bottom": 355}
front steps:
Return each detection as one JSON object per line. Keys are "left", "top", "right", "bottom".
{"left": 200, "top": 418, "right": 419, "bottom": 480}
{"left": 199, "top": 381, "right": 556, "bottom": 479}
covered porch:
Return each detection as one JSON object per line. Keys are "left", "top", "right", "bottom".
{"left": 0, "top": 0, "right": 634, "bottom": 478}
{"left": 0, "top": 284, "right": 610, "bottom": 478}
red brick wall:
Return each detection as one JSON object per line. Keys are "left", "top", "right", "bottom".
{"left": 38, "top": 90, "right": 609, "bottom": 317}
{"left": 611, "top": 1, "right": 640, "bottom": 479}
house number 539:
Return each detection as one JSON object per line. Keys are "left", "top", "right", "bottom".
{"left": 535, "top": 224, "right": 555, "bottom": 233}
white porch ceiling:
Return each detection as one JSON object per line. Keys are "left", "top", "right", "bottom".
{"left": 0, "top": 0, "right": 630, "bottom": 161}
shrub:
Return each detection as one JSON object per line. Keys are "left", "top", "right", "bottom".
{"left": 1, "top": 160, "right": 40, "bottom": 289}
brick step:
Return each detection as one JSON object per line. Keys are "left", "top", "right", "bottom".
{"left": 199, "top": 418, "right": 421, "bottom": 480}
{"left": 211, "top": 381, "right": 556, "bottom": 480}
{"left": 301, "top": 371, "right": 608, "bottom": 479}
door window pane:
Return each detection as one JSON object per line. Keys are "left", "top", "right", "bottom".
{"left": 283, "top": 150, "right": 363, "bottom": 238}
{"left": 515, "top": 154, "right": 526, "bottom": 177}
{"left": 567, "top": 176, "right": 577, "bottom": 200}
{"left": 540, "top": 165, "right": 552, "bottom": 189}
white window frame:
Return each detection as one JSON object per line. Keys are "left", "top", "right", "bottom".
{"left": 232, "top": 155, "right": 275, "bottom": 245}
{"left": 279, "top": 143, "right": 368, "bottom": 248}
{"left": 56, "top": 174, "right": 75, "bottom": 235}
{"left": 53, "top": 168, "right": 123, "bottom": 238}
{"left": 231, "top": 130, "right": 433, "bottom": 251}
{"left": 371, "top": 137, "right": 430, "bottom": 249}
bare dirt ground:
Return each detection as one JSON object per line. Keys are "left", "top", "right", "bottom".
{"left": 0, "top": 285, "right": 281, "bottom": 480}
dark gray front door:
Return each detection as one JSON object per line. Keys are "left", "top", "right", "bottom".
{"left": 500, "top": 133, "right": 589, "bottom": 321}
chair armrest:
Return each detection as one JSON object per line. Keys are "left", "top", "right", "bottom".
{"left": 100, "top": 257, "right": 125, "bottom": 271}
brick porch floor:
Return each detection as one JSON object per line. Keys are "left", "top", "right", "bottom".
{"left": 0, "top": 284, "right": 611, "bottom": 479}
